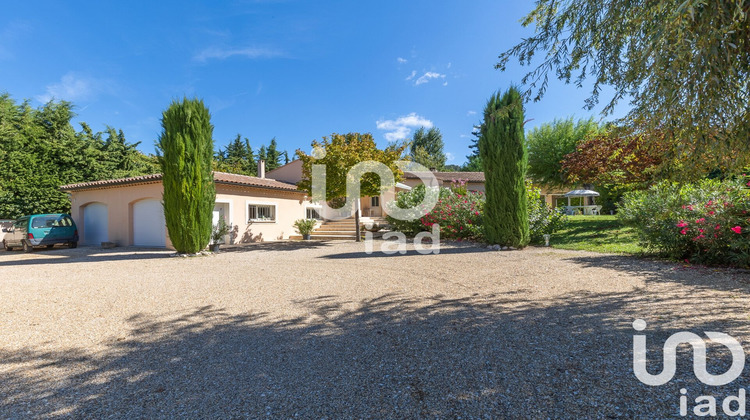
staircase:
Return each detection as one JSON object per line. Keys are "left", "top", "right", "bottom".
{"left": 290, "top": 217, "right": 388, "bottom": 240}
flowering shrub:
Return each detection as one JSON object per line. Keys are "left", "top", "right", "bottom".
{"left": 619, "top": 178, "right": 750, "bottom": 267}
{"left": 385, "top": 184, "right": 451, "bottom": 235}
{"left": 420, "top": 188, "right": 484, "bottom": 240}
{"left": 527, "top": 182, "right": 568, "bottom": 243}
{"left": 386, "top": 181, "right": 567, "bottom": 243}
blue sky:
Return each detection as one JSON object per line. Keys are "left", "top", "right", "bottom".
{"left": 1, "top": 1, "right": 629, "bottom": 165}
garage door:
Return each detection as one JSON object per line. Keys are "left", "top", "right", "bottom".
{"left": 133, "top": 199, "right": 166, "bottom": 247}
{"left": 83, "top": 203, "right": 108, "bottom": 245}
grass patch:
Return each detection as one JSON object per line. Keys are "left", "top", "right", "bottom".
{"left": 548, "top": 215, "right": 646, "bottom": 254}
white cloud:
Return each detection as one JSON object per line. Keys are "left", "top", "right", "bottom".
{"left": 376, "top": 112, "right": 434, "bottom": 142}
{"left": 406, "top": 70, "right": 417, "bottom": 81}
{"left": 467, "top": 110, "right": 477, "bottom": 116}
{"left": 442, "top": 81, "right": 448, "bottom": 86}
{"left": 415, "top": 72, "right": 446, "bottom": 86}
{"left": 36, "top": 72, "right": 111, "bottom": 103}
{"left": 445, "top": 152, "right": 455, "bottom": 162}
{"left": 397, "top": 57, "right": 408, "bottom": 64}
{"left": 447, "top": 62, "right": 452, "bottom": 69}
{"left": 193, "top": 46, "right": 282, "bottom": 62}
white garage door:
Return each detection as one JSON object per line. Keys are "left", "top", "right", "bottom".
{"left": 83, "top": 203, "right": 108, "bottom": 245}
{"left": 133, "top": 199, "right": 166, "bottom": 247}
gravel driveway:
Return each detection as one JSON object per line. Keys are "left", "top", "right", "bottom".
{"left": 1, "top": 241, "right": 750, "bottom": 418}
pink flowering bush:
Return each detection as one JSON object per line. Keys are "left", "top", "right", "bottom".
{"left": 387, "top": 181, "right": 567, "bottom": 242}
{"left": 420, "top": 188, "right": 484, "bottom": 240}
{"left": 619, "top": 178, "right": 750, "bottom": 267}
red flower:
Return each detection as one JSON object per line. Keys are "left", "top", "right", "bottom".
{"left": 680, "top": 228, "right": 688, "bottom": 235}
{"left": 676, "top": 221, "right": 688, "bottom": 228}
{"left": 731, "top": 226, "right": 742, "bottom": 234}
{"left": 696, "top": 218, "right": 705, "bottom": 224}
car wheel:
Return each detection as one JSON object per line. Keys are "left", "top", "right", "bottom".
{"left": 23, "top": 241, "right": 33, "bottom": 253}
{"left": 3, "top": 240, "right": 12, "bottom": 251}
{"left": 46, "top": 244, "right": 54, "bottom": 249}
{"left": 69, "top": 241, "right": 78, "bottom": 249}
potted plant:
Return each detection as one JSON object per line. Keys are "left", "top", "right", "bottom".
{"left": 294, "top": 218, "right": 317, "bottom": 240}
{"left": 211, "top": 217, "right": 230, "bottom": 252}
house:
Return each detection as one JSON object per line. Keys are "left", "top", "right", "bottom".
{"left": 61, "top": 158, "right": 567, "bottom": 249}
{"left": 60, "top": 161, "right": 316, "bottom": 249}
{"left": 268, "top": 161, "right": 567, "bottom": 214}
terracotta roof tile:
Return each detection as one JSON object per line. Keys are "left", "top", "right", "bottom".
{"left": 61, "top": 172, "right": 302, "bottom": 193}
{"left": 403, "top": 171, "right": 485, "bottom": 182}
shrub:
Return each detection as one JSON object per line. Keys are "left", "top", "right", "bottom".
{"left": 527, "top": 182, "right": 568, "bottom": 243}
{"left": 387, "top": 182, "right": 567, "bottom": 244}
{"left": 293, "top": 219, "right": 317, "bottom": 236}
{"left": 386, "top": 184, "right": 452, "bottom": 236}
{"left": 618, "top": 178, "right": 750, "bottom": 267}
{"left": 420, "top": 189, "right": 484, "bottom": 240}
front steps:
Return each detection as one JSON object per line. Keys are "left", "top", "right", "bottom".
{"left": 290, "top": 217, "right": 388, "bottom": 240}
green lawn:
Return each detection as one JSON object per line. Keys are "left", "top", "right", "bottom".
{"left": 548, "top": 215, "right": 646, "bottom": 254}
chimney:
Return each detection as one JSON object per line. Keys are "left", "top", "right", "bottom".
{"left": 258, "top": 159, "right": 266, "bottom": 178}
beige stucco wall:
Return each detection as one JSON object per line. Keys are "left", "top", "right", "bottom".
{"left": 69, "top": 182, "right": 309, "bottom": 249}
{"left": 69, "top": 182, "right": 173, "bottom": 249}
{"left": 214, "top": 184, "right": 307, "bottom": 243}
{"left": 265, "top": 160, "right": 303, "bottom": 185}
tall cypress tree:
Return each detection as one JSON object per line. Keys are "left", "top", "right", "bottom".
{"left": 479, "top": 87, "right": 529, "bottom": 247}
{"left": 157, "top": 98, "right": 216, "bottom": 254}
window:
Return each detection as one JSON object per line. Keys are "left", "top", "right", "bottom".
{"left": 371, "top": 196, "right": 380, "bottom": 207}
{"left": 247, "top": 204, "right": 276, "bottom": 222}
{"left": 31, "top": 216, "right": 61, "bottom": 229}
{"left": 306, "top": 207, "right": 322, "bottom": 220}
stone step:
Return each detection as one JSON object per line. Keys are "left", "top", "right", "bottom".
{"left": 312, "top": 230, "right": 358, "bottom": 235}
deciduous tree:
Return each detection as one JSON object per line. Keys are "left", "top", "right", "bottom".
{"left": 497, "top": 0, "right": 750, "bottom": 175}
{"left": 409, "top": 127, "right": 446, "bottom": 170}
{"left": 526, "top": 117, "right": 600, "bottom": 188}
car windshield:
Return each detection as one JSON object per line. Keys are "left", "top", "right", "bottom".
{"left": 31, "top": 216, "right": 70, "bottom": 228}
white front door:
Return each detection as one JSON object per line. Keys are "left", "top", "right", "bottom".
{"left": 133, "top": 199, "right": 166, "bottom": 247}
{"left": 83, "top": 203, "right": 108, "bottom": 245}
{"left": 212, "top": 203, "right": 229, "bottom": 244}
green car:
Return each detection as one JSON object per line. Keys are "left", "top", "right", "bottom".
{"left": 2, "top": 214, "right": 79, "bottom": 252}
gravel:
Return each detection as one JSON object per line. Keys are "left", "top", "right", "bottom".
{"left": 1, "top": 241, "right": 750, "bottom": 418}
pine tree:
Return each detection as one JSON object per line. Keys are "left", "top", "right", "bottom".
{"left": 462, "top": 126, "right": 483, "bottom": 171}
{"left": 257, "top": 145, "right": 267, "bottom": 165}
{"left": 266, "top": 137, "right": 281, "bottom": 171}
{"left": 157, "top": 98, "right": 216, "bottom": 254}
{"left": 479, "top": 87, "right": 529, "bottom": 247}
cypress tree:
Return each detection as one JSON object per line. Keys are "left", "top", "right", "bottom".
{"left": 157, "top": 98, "right": 216, "bottom": 254}
{"left": 479, "top": 87, "right": 529, "bottom": 247}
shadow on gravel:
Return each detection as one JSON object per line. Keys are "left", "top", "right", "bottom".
{"left": 319, "top": 244, "right": 488, "bottom": 259}
{"left": 565, "top": 254, "right": 750, "bottom": 295}
{"left": 0, "top": 247, "right": 171, "bottom": 267}
{"left": 4, "top": 286, "right": 750, "bottom": 418}
{"left": 221, "top": 240, "right": 334, "bottom": 254}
